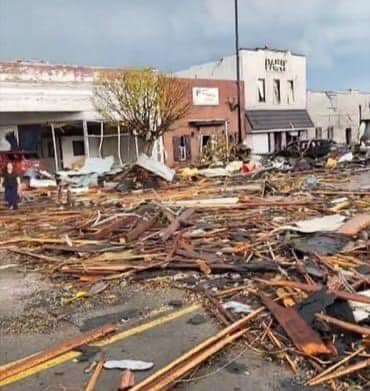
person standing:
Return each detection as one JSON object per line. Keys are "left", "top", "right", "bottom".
{"left": 0, "top": 162, "right": 21, "bottom": 210}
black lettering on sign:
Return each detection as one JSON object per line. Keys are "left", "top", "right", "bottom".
{"left": 265, "top": 58, "right": 287, "bottom": 72}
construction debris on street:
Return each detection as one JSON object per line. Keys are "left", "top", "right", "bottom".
{"left": 2, "top": 155, "right": 370, "bottom": 390}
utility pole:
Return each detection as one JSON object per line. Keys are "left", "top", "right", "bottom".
{"left": 234, "top": 0, "right": 243, "bottom": 143}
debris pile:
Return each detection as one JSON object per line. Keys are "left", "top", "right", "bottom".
{"left": 2, "top": 165, "right": 370, "bottom": 388}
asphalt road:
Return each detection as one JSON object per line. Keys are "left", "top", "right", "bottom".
{"left": 0, "top": 266, "right": 314, "bottom": 391}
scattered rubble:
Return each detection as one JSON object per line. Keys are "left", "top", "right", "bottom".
{"left": 2, "top": 158, "right": 370, "bottom": 389}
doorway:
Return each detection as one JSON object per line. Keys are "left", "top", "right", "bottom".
{"left": 274, "top": 132, "right": 282, "bottom": 152}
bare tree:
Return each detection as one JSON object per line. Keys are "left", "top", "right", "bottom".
{"left": 94, "top": 68, "right": 190, "bottom": 155}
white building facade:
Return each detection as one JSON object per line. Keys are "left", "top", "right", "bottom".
{"left": 176, "top": 48, "right": 314, "bottom": 154}
{"left": 307, "top": 90, "right": 370, "bottom": 145}
{"left": 0, "top": 61, "right": 141, "bottom": 172}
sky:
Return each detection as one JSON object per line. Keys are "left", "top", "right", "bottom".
{"left": 0, "top": 0, "right": 369, "bottom": 91}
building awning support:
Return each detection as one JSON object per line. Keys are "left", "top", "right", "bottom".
{"left": 50, "top": 123, "right": 59, "bottom": 171}
{"left": 98, "top": 122, "right": 104, "bottom": 158}
{"left": 82, "top": 120, "right": 90, "bottom": 158}
{"left": 225, "top": 120, "right": 229, "bottom": 161}
{"left": 117, "top": 122, "right": 123, "bottom": 166}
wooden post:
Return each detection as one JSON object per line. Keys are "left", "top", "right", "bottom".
{"left": 134, "top": 134, "right": 139, "bottom": 159}
{"left": 98, "top": 122, "right": 104, "bottom": 158}
{"left": 83, "top": 120, "right": 90, "bottom": 158}
{"left": 50, "top": 123, "right": 59, "bottom": 171}
{"left": 117, "top": 122, "right": 123, "bottom": 166}
{"left": 225, "top": 120, "right": 229, "bottom": 161}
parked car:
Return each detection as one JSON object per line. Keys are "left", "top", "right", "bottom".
{"left": 0, "top": 151, "right": 46, "bottom": 176}
{"left": 274, "top": 139, "right": 336, "bottom": 159}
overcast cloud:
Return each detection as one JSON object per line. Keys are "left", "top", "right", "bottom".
{"left": 0, "top": 0, "right": 369, "bottom": 90}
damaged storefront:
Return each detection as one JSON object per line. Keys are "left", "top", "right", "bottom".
{"left": 164, "top": 79, "right": 244, "bottom": 166}
{"left": 0, "top": 62, "right": 144, "bottom": 175}
{"left": 246, "top": 109, "right": 314, "bottom": 154}
{"left": 176, "top": 47, "right": 313, "bottom": 155}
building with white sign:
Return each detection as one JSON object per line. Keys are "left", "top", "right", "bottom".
{"left": 176, "top": 47, "right": 314, "bottom": 154}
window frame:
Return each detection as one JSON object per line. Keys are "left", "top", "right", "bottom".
{"left": 257, "top": 78, "right": 266, "bottom": 103}
{"left": 72, "top": 140, "right": 85, "bottom": 156}
{"left": 287, "top": 80, "right": 295, "bottom": 104}
{"left": 327, "top": 126, "right": 334, "bottom": 140}
{"left": 273, "top": 79, "right": 281, "bottom": 104}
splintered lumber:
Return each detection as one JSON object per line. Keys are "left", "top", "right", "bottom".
{"left": 337, "top": 213, "right": 370, "bottom": 236}
{"left": 255, "top": 278, "right": 370, "bottom": 305}
{"left": 85, "top": 356, "right": 105, "bottom": 391}
{"left": 8, "top": 248, "right": 60, "bottom": 262}
{"left": 131, "top": 307, "right": 265, "bottom": 391}
{"left": 0, "top": 324, "right": 116, "bottom": 383}
{"left": 316, "top": 313, "right": 370, "bottom": 336}
{"left": 305, "top": 357, "right": 370, "bottom": 385}
{"left": 132, "top": 328, "right": 246, "bottom": 391}
{"left": 260, "top": 295, "right": 331, "bottom": 356}
{"left": 125, "top": 211, "right": 161, "bottom": 242}
{"left": 307, "top": 347, "right": 365, "bottom": 386}
{"left": 118, "top": 370, "right": 135, "bottom": 390}
{"left": 160, "top": 208, "right": 195, "bottom": 241}
{"left": 162, "top": 197, "right": 239, "bottom": 208}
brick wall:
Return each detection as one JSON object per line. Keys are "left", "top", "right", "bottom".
{"left": 164, "top": 78, "right": 245, "bottom": 167}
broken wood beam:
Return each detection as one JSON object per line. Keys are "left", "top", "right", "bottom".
{"left": 124, "top": 211, "right": 161, "bottom": 242}
{"left": 131, "top": 306, "right": 265, "bottom": 391}
{"left": 85, "top": 356, "right": 105, "bottom": 391}
{"left": 131, "top": 328, "right": 247, "bottom": 391}
{"left": 160, "top": 208, "right": 195, "bottom": 241}
{"left": 255, "top": 278, "right": 370, "bottom": 305}
{"left": 316, "top": 313, "right": 370, "bottom": 336}
{"left": 0, "top": 324, "right": 116, "bottom": 383}
{"left": 260, "top": 294, "right": 331, "bottom": 356}
{"left": 337, "top": 213, "right": 370, "bottom": 236}
{"left": 305, "top": 357, "right": 370, "bottom": 386}
{"left": 307, "top": 347, "right": 365, "bottom": 386}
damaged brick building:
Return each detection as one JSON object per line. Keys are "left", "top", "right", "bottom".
{"left": 163, "top": 78, "right": 245, "bottom": 166}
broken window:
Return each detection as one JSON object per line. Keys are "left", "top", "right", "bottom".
{"left": 273, "top": 79, "right": 281, "bottom": 104}
{"left": 315, "top": 127, "right": 322, "bottom": 139}
{"left": 72, "top": 140, "right": 85, "bottom": 156}
{"left": 287, "top": 80, "right": 294, "bottom": 104}
{"left": 173, "top": 135, "right": 191, "bottom": 162}
{"left": 327, "top": 126, "right": 334, "bottom": 140}
{"left": 257, "top": 79, "right": 266, "bottom": 102}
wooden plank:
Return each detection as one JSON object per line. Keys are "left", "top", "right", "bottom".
{"left": 260, "top": 295, "right": 331, "bottom": 356}
{"left": 125, "top": 212, "right": 161, "bottom": 242}
{"left": 160, "top": 208, "right": 195, "bottom": 241}
{"left": 0, "top": 324, "right": 116, "bottom": 383}
{"left": 316, "top": 313, "right": 370, "bottom": 336}
{"left": 337, "top": 214, "right": 370, "bottom": 236}
{"left": 255, "top": 278, "right": 370, "bottom": 305}
{"left": 131, "top": 329, "right": 246, "bottom": 391}
{"left": 85, "top": 356, "right": 105, "bottom": 391}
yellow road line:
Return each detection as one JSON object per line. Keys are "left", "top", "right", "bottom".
{"left": 0, "top": 304, "right": 200, "bottom": 387}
